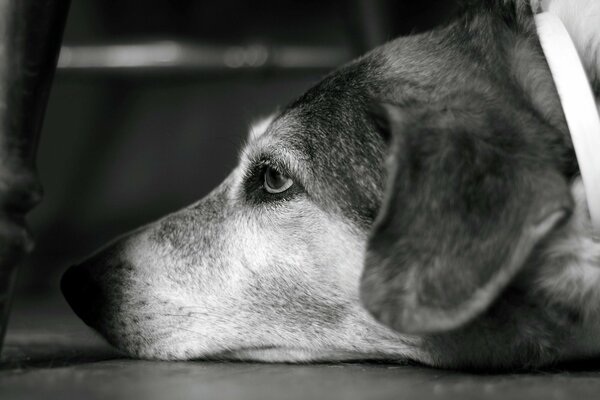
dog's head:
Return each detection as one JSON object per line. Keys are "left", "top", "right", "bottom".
{"left": 62, "top": 0, "right": 600, "bottom": 369}
{"left": 61, "top": 59, "right": 417, "bottom": 362}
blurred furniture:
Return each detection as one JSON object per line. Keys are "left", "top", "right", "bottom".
{"left": 0, "top": 0, "right": 69, "bottom": 356}
{"left": 54, "top": 0, "right": 459, "bottom": 76}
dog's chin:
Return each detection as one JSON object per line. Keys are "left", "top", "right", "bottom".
{"left": 216, "top": 347, "right": 401, "bottom": 363}
{"left": 90, "top": 329, "right": 215, "bottom": 361}
{"left": 104, "top": 334, "right": 403, "bottom": 363}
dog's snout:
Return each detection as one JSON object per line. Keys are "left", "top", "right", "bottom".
{"left": 61, "top": 264, "right": 105, "bottom": 329}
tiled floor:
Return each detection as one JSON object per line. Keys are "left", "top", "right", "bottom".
{"left": 3, "top": 295, "right": 600, "bottom": 400}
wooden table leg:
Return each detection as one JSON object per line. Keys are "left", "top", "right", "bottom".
{"left": 0, "top": 0, "right": 70, "bottom": 357}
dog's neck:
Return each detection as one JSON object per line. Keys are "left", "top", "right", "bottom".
{"left": 535, "top": 11, "right": 600, "bottom": 239}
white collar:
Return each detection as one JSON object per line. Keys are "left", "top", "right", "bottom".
{"left": 535, "top": 12, "right": 600, "bottom": 240}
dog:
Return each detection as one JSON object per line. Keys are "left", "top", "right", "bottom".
{"left": 61, "top": 0, "right": 600, "bottom": 369}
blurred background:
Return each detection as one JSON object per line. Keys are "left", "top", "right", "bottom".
{"left": 17, "top": 0, "right": 459, "bottom": 297}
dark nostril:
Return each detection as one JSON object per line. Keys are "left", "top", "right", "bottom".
{"left": 61, "top": 265, "right": 104, "bottom": 328}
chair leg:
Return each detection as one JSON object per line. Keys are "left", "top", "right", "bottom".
{"left": 0, "top": 0, "right": 70, "bottom": 357}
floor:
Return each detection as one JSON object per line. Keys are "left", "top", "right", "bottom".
{"left": 3, "top": 296, "right": 600, "bottom": 400}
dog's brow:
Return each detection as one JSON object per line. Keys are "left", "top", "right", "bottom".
{"left": 240, "top": 138, "right": 310, "bottom": 187}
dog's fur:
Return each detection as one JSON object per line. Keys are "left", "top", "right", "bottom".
{"left": 61, "top": 0, "right": 600, "bottom": 369}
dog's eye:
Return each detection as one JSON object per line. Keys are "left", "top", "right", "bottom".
{"left": 264, "top": 166, "right": 293, "bottom": 194}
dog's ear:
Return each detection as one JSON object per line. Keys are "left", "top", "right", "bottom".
{"left": 360, "top": 101, "right": 573, "bottom": 334}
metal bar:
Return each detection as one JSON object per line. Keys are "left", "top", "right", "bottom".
{"left": 0, "top": 0, "right": 70, "bottom": 357}
{"left": 57, "top": 42, "right": 352, "bottom": 75}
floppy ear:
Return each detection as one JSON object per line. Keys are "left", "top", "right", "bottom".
{"left": 360, "top": 101, "right": 573, "bottom": 334}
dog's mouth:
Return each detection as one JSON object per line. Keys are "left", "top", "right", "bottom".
{"left": 208, "top": 346, "right": 402, "bottom": 363}
{"left": 201, "top": 345, "right": 281, "bottom": 361}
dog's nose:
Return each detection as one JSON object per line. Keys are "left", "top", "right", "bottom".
{"left": 61, "top": 265, "right": 104, "bottom": 328}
